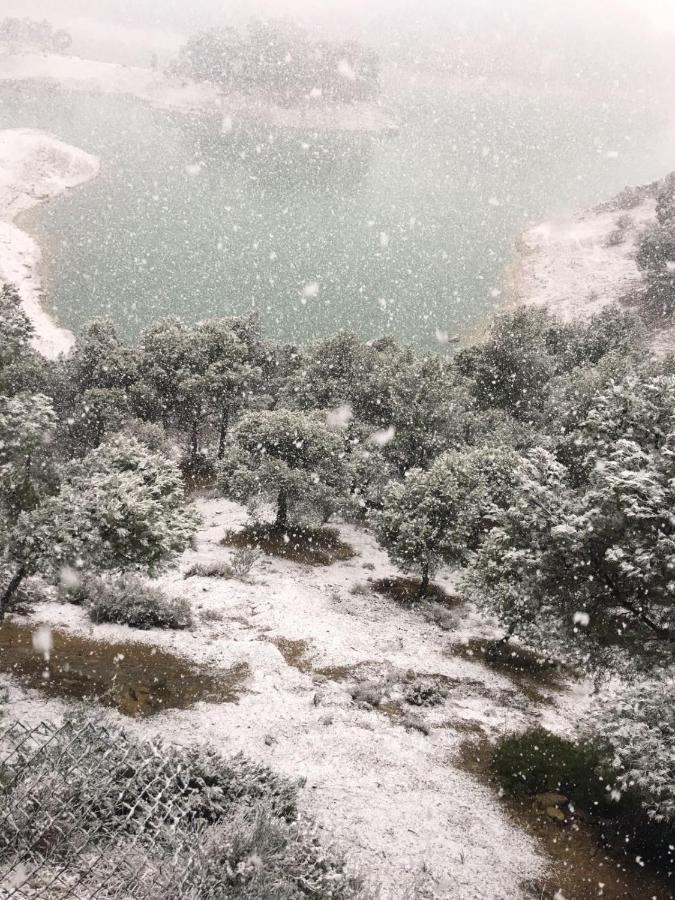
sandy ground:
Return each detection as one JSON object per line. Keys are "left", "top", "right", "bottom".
{"left": 3, "top": 498, "right": 594, "bottom": 900}
{"left": 0, "top": 52, "right": 398, "bottom": 133}
{"left": 0, "top": 127, "right": 99, "bottom": 357}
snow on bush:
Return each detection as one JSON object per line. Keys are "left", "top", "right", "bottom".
{"left": 86, "top": 575, "right": 192, "bottom": 630}
{"left": 590, "top": 674, "right": 675, "bottom": 823}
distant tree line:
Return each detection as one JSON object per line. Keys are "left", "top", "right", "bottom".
{"left": 0, "top": 17, "right": 72, "bottom": 54}
{"left": 171, "top": 19, "right": 380, "bottom": 106}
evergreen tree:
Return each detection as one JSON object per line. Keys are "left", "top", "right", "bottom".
{"left": 219, "top": 409, "right": 349, "bottom": 528}
{"left": 469, "top": 444, "right": 675, "bottom": 672}
{"left": 0, "top": 434, "right": 199, "bottom": 618}
{"left": 375, "top": 447, "right": 517, "bottom": 594}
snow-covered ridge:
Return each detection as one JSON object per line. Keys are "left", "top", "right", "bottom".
{"left": 0, "top": 53, "right": 398, "bottom": 134}
{"left": 509, "top": 178, "right": 675, "bottom": 351}
{"left": 0, "top": 128, "right": 100, "bottom": 358}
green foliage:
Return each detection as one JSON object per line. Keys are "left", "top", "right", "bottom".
{"left": 220, "top": 409, "right": 350, "bottom": 526}
{"left": 375, "top": 446, "right": 517, "bottom": 590}
{"left": 173, "top": 20, "right": 379, "bottom": 105}
{"left": 455, "top": 308, "right": 556, "bottom": 420}
{"left": 492, "top": 728, "right": 623, "bottom": 816}
{"left": 591, "top": 675, "right": 675, "bottom": 823}
{"left": 85, "top": 575, "right": 192, "bottom": 630}
{"left": 469, "top": 444, "right": 675, "bottom": 673}
{"left": 456, "top": 306, "right": 645, "bottom": 423}
{"left": 0, "top": 393, "right": 58, "bottom": 520}
{"left": 0, "top": 435, "right": 200, "bottom": 616}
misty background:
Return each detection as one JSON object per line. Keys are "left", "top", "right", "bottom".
{"left": 4, "top": 0, "right": 675, "bottom": 86}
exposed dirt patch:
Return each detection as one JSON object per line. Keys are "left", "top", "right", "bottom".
{"left": 449, "top": 638, "right": 569, "bottom": 705}
{"left": 223, "top": 524, "right": 356, "bottom": 566}
{"left": 264, "top": 636, "right": 314, "bottom": 673}
{"left": 371, "top": 576, "right": 457, "bottom": 606}
{"left": 313, "top": 661, "right": 377, "bottom": 682}
{"left": 457, "top": 739, "right": 674, "bottom": 900}
{"left": 0, "top": 621, "right": 249, "bottom": 717}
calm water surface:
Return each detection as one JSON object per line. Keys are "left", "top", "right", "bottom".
{"left": 1, "top": 77, "right": 674, "bottom": 347}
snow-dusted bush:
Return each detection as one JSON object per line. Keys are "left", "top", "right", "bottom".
{"left": 375, "top": 446, "right": 517, "bottom": 594}
{"left": 1, "top": 719, "right": 368, "bottom": 899}
{"left": 185, "top": 560, "right": 234, "bottom": 579}
{"left": 1, "top": 433, "right": 200, "bottom": 618}
{"left": 492, "top": 728, "right": 621, "bottom": 816}
{"left": 219, "top": 409, "right": 350, "bottom": 528}
{"left": 590, "top": 674, "right": 675, "bottom": 823}
{"left": 230, "top": 547, "right": 260, "bottom": 579}
{"left": 469, "top": 443, "right": 675, "bottom": 673}
{"left": 86, "top": 575, "right": 192, "bottom": 630}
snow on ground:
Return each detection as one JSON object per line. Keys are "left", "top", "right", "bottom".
{"left": 512, "top": 197, "right": 654, "bottom": 321}
{"left": 509, "top": 189, "right": 675, "bottom": 351}
{"left": 6, "top": 497, "right": 595, "bottom": 900}
{"left": 0, "top": 128, "right": 99, "bottom": 357}
{"left": 0, "top": 53, "right": 398, "bottom": 133}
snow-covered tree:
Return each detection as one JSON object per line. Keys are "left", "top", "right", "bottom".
{"left": 0, "top": 435, "right": 199, "bottom": 617}
{"left": 455, "top": 307, "right": 557, "bottom": 420}
{"left": 469, "top": 443, "right": 675, "bottom": 671}
{"left": 0, "top": 284, "right": 47, "bottom": 397}
{"left": 288, "top": 333, "right": 457, "bottom": 473}
{"left": 590, "top": 672, "right": 675, "bottom": 823}
{"left": 375, "top": 447, "right": 517, "bottom": 594}
{"left": 555, "top": 367, "right": 675, "bottom": 484}
{"left": 0, "top": 393, "right": 58, "bottom": 525}
{"left": 219, "top": 409, "right": 350, "bottom": 528}
{"left": 139, "top": 317, "right": 257, "bottom": 467}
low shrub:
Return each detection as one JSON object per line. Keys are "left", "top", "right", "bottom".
{"left": 86, "top": 575, "right": 192, "bottom": 630}
{"left": 185, "top": 560, "right": 234, "bottom": 579}
{"left": 404, "top": 678, "right": 448, "bottom": 708}
{"left": 0, "top": 719, "right": 369, "bottom": 899}
{"left": 492, "top": 728, "right": 624, "bottom": 817}
{"left": 230, "top": 547, "right": 260, "bottom": 579}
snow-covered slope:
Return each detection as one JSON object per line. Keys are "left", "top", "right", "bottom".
{"left": 510, "top": 180, "right": 675, "bottom": 351}
{"left": 5, "top": 498, "right": 595, "bottom": 899}
{"left": 0, "top": 128, "right": 100, "bottom": 358}
{"left": 0, "top": 53, "right": 398, "bottom": 134}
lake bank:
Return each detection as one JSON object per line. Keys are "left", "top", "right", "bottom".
{"left": 0, "top": 127, "right": 100, "bottom": 358}
{"left": 0, "top": 51, "right": 398, "bottom": 134}
{"left": 508, "top": 175, "right": 675, "bottom": 352}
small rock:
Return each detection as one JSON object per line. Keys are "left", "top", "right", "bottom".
{"left": 545, "top": 805, "right": 567, "bottom": 823}
{"left": 534, "top": 792, "right": 568, "bottom": 810}
{"left": 312, "top": 692, "right": 323, "bottom": 706}
{"left": 320, "top": 714, "right": 334, "bottom": 726}
{"left": 264, "top": 734, "right": 277, "bottom": 746}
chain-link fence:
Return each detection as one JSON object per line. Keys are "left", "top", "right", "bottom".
{"left": 0, "top": 718, "right": 369, "bottom": 900}
{"left": 0, "top": 719, "right": 216, "bottom": 899}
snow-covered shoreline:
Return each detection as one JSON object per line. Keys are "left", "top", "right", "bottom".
{"left": 0, "top": 128, "right": 100, "bottom": 358}
{"left": 0, "top": 52, "right": 398, "bottom": 134}
{"left": 508, "top": 178, "right": 675, "bottom": 351}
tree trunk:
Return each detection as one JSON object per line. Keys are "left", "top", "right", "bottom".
{"left": 276, "top": 490, "right": 288, "bottom": 530}
{"left": 190, "top": 419, "right": 199, "bottom": 466}
{"left": 217, "top": 407, "right": 229, "bottom": 460}
{"left": 419, "top": 564, "right": 430, "bottom": 597}
{"left": 0, "top": 567, "right": 26, "bottom": 621}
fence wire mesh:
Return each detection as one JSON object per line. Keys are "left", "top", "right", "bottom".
{"left": 0, "top": 719, "right": 213, "bottom": 899}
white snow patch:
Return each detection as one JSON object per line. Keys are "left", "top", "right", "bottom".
{"left": 0, "top": 128, "right": 100, "bottom": 358}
